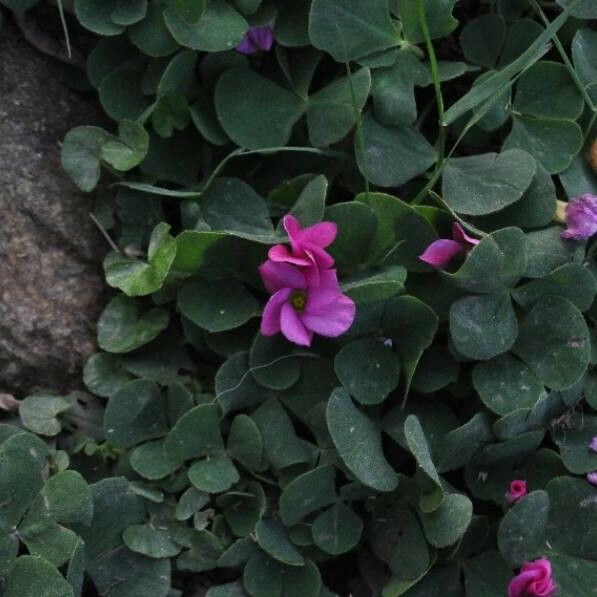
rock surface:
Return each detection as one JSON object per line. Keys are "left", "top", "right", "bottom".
{"left": 0, "top": 22, "right": 105, "bottom": 396}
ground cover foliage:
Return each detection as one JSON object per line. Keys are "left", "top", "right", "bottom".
{"left": 2, "top": 0, "right": 597, "bottom": 595}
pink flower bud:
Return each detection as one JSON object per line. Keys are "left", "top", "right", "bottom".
{"left": 508, "top": 558, "right": 557, "bottom": 597}
{"left": 506, "top": 480, "right": 528, "bottom": 504}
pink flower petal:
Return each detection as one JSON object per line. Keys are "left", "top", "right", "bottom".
{"left": 261, "top": 288, "right": 291, "bottom": 335}
{"left": 419, "top": 239, "right": 465, "bottom": 269}
{"left": 280, "top": 302, "right": 313, "bottom": 346}
{"left": 268, "top": 244, "right": 310, "bottom": 266}
{"left": 298, "top": 221, "right": 338, "bottom": 248}
{"left": 508, "top": 570, "right": 541, "bottom": 597}
{"left": 452, "top": 222, "right": 480, "bottom": 247}
{"left": 259, "top": 260, "right": 306, "bottom": 294}
{"left": 236, "top": 25, "right": 274, "bottom": 54}
{"left": 562, "top": 193, "right": 597, "bottom": 240}
{"left": 302, "top": 287, "right": 355, "bottom": 337}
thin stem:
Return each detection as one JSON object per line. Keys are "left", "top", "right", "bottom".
{"left": 529, "top": 0, "right": 596, "bottom": 112}
{"left": 89, "top": 212, "right": 120, "bottom": 253}
{"left": 56, "top": 0, "right": 72, "bottom": 59}
{"left": 412, "top": 0, "right": 446, "bottom": 205}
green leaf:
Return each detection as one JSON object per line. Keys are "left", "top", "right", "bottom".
{"left": 110, "top": 0, "right": 147, "bottom": 26}
{"left": 464, "top": 552, "right": 511, "bottom": 597}
{"left": 334, "top": 338, "right": 400, "bottom": 405}
{"left": 513, "top": 296, "right": 590, "bottom": 390}
{"left": 123, "top": 523, "right": 182, "bottom": 559}
{"left": 164, "top": 404, "right": 224, "bottom": 463}
{"left": 419, "top": 493, "right": 473, "bottom": 548}
{"left": 152, "top": 93, "right": 190, "bottom": 138}
{"left": 356, "top": 113, "right": 437, "bottom": 188}
{"left": 0, "top": 432, "right": 48, "bottom": 533}
{"left": 460, "top": 14, "right": 507, "bottom": 69}
{"left": 439, "top": 414, "right": 494, "bottom": 472}
{"left": 504, "top": 116, "right": 583, "bottom": 175}
{"left": 172, "top": 0, "right": 207, "bottom": 23}
{"left": 83, "top": 353, "right": 135, "bottom": 398}
{"left": 104, "top": 222, "right": 177, "bottom": 297}
{"left": 256, "top": 519, "right": 304, "bottom": 566}
{"left": 546, "top": 476, "right": 597, "bottom": 560}
{"left": 274, "top": 0, "right": 310, "bottom": 47}
{"left": 382, "top": 295, "right": 438, "bottom": 392}
{"left": 97, "top": 295, "right": 169, "bottom": 354}
{"left": 372, "top": 50, "right": 429, "bottom": 126}
{"left": 252, "top": 398, "right": 311, "bottom": 470}
{"left": 104, "top": 379, "right": 168, "bottom": 448}
{"left": 216, "top": 352, "right": 264, "bottom": 415}
{"left": 356, "top": 192, "right": 438, "bottom": 272}
{"left": 188, "top": 455, "right": 240, "bottom": 493}
{"left": 227, "top": 414, "right": 264, "bottom": 472}
{"left": 178, "top": 279, "right": 259, "bottom": 333}
{"left": 324, "top": 202, "right": 377, "bottom": 273}
{"left": 101, "top": 120, "right": 149, "bottom": 171}
{"left": 442, "top": 150, "right": 536, "bottom": 216}
{"left": 513, "top": 60, "right": 584, "bottom": 120}
{"left": 450, "top": 293, "right": 518, "bottom": 360}
{"left": 309, "top": 0, "right": 398, "bottom": 62}
{"left": 513, "top": 263, "right": 597, "bottom": 312}
{"left": 130, "top": 439, "right": 181, "bottom": 480}
{"left": 312, "top": 503, "right": 363, "bottom": 555}
{"left": 243, "top": 552, "right": 321, "bottom": 597}
{"left": 306, "top": 68, "right": 371, "bottom": 147}
{"left": 61, "top": 126, "right": 110, "bottom": 192}
{"left": 572, "top": 28, "right": 597, "bottom": 105}
{"left": 164, "top": 0, "right": 247, "bottom": 51}
{"left": 342, "top": 266, "right": 407, "bottom": 304}
{"left": 202, "top": 178, "right": 279, "bottom": 241}
{"left": 75, "top": 0, "right": 125, "bottom": 35}
{"left": 327, "top": 388, "right": 398, "bottom": 492}
{"left": 279, "top": 465, "right": 337, "bottom": 526}
{"left": 404, "top": 415, "right": 443, "bottom": 512}
{"left": 129, "top": 2, "right": 179, "bottom": 57}
{"left": 552, "top": 413, "right": 597, "bottom": 474}
{"left": 472, "top": 354, "right": 544, "bottom": 416}
{"left": 368, "top": 497, "right": 430, "bottom": 581}
{"left": 249, "top": 334, "right": 300, "bottom": 391}
{"left": 444, "top": 227, "right": 527, "bottom": 294}
{"left": 5, "top": 556, "right": 74, "bottom": 597}
{"left": 99, "top": 67, "right": 150, "bottom": 121}
{"left": 398, "top": 0, "right": 458, "bottom": 43}
{"left": 525, "top": 226, "right": 580, "bottom": 279}
{"left": 19, "top": 393, "right": 72, "bottom": 436}
{"left": 219, "top": 482, "right": 265, "bottom": 537}
{"left": 216, "top": 68, "right": 305, "bottom": 149}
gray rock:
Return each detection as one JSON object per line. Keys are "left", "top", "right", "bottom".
{"left": 0, "top": 23, "right": 106, "bottom": 396}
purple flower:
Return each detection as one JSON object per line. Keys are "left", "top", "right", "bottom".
{"left": 589, "top": 436, "right": 597, "bottom": 453}
{"left": 268, "top": 215, "right": 337, "bottom": 285}
{"left": 506, "top": 480, "right": 528, "bottom": 504}
{"left": 508, "top": 558, "right": 557, "bottom": 597}
{"left": 561, "top": 193, "right": 597, "bottom": 240}
{"left": 587, "top": 471, "right": 597, "bottom": 486}
{"left": 259, "top": 261, "right": 355, "bottom": 346}
{"left": 419, "top": 222, "right": 480, "bottom": 269}
{"left": 236, "top": 25, "right": 275, "bottom": 54}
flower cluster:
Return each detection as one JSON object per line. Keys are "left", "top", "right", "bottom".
{"left": 259, "top": 216, "right": 355, "bottom": 347}
{"left": 561, "top": 193, "right": 597, "bottom": 240}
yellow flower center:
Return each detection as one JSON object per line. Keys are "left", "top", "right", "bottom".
{"left": 290, "top": 290, "right": 307, "bottom": 312}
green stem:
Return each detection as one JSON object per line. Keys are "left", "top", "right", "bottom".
{"left": 529, "top": 0, "right": 596, "bottom": 112}
{"left": 412, "top": 0, "right": 446, "bottom": 205}
{"left": 56, "top": 0, "right": 72, "bottom": 59}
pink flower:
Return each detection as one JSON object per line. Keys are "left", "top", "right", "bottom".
{"left": 258, "top": 260, "right": 355, "bottom": 346}
{"left": 587, "top": 471, "right": 597, "bottom": 486}
{"left": 268, "top": 215, "right": 337, "bottom": 285}
{"left": 419, "top": 222, "right": 479, "bottom": 269}
{"left": 506, "top": 480, "right": 529, "bottom": 504}
{"left": 561, "top": 193, "right": 597, "bottom": 240}
{"left": 589, "top": 436, "right": 597, "bottom": 453}
{"left": 236, "top": 25, "right": 275, "bottom": 54}
{"left": 508, "top": 558, "right": 557, "bottom": 597}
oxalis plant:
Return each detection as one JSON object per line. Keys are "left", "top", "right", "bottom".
{"left": 1, "top": 0, "right": 597, "bottom": 595}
